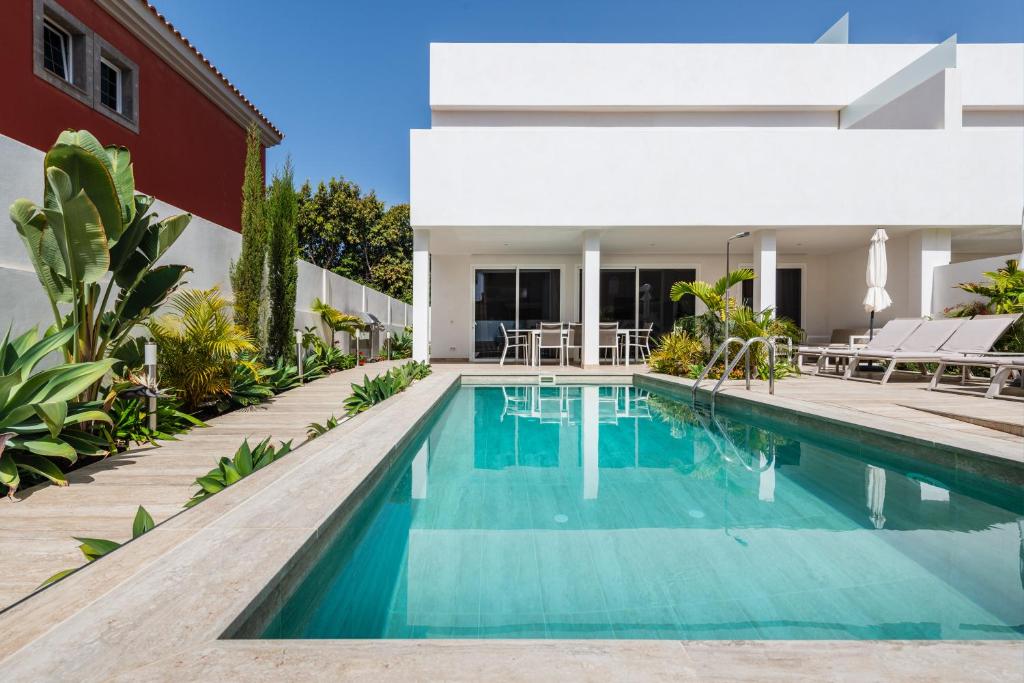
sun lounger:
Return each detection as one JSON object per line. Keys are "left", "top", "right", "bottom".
{"left": 845, "top": 314, "right": 1020, "bottom": 384}
{"left": 927, "top": 354, "right": 1024, "bottom": 398}
{"left": 814, "top": 318, "right": 922, "bottom": 375}
{"left": 796, "top": 328, "right": 868, "bottom": 367}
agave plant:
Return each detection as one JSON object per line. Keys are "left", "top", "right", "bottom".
{"left": 261, "top": 358, "right": 302, "bottom": 394}
{"left": 9, "top": 130, "right": 192, "bottom": 400}
{"left": 149, "top": 287, "right": 258, "bottom": 411}
{"left": 102, "top": 397, "right": 206, "bottom": 449}
{"left": 0, "top": 325, "right": 114, "bottom": 495}
{"left": 343, "top": 361, "right": 431, "bottom": 416}
{"left": 42, "top": 505, "right": 154, "bottom": 586}
{"left": 216, "top": 360, "right": 275, "bottom": 413}
{"left": 670, "top": 269, "right": 755, "bottom": 348}
{"left": 306, "top": 415, "right": 341, "bottom": 440}
{"left": 185, "top": 437, "right": 293, "bottom": 508}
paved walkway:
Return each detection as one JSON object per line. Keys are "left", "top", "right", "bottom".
{"left": 0, "top": 361, "right": 400, "bottom": 609}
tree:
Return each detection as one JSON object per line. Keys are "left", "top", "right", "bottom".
{"left": 670, "top": 269, "right": 755, "bottom": 348}
{"left": 230, "top": 122, "right": 267, "bottom": 341}
{"left": 266, "top": 158, "right": 298, "bottom": 361}
{"left": 295, "top": 178, "right": 412, "bottom": 302}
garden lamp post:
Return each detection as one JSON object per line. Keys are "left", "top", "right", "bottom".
{"left": 295, "top": 330, "right": 304, "bottom": 383}
{"left": 144, "top": 341, "right": 158, "bottom": 430}
{"left": 724, "top": 231, "right": 750, "bottom": 369}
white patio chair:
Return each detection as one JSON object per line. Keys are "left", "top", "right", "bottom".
{"left": 598, "top": 322, "right": 619, "bottom": 365}
{"left": 925, "top": 314, "right": 1023, "bottom": 393}
{"left": 625, "top": 323, "right": 655, "bottom": 363}
{"left": 564, "top": 322, "right": 582, "bottom": 365}
{"left": 537, "top": 322, "right": 565, "bottom": 366}
{"left": 499, "top": 322, "right": 529, "bottom": 366}
{"left": 841, "top": 318, "right": 964, "bottom": 383}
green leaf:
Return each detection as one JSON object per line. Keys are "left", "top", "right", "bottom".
{"left": 116, "top": 264, "right": 191, "bottom": 321}
{"left": 0, "top": 451, "right": 19, "bottom": 492}
{"left": 60, "top": 189, "right": 110, "bottom": 285}
{"left": 195, "top": 475, "right": 225, "bottom": 494}
{"left": 74, "top": 536, "right": 121, "bottom": 561}
{"left": 105, "top": 145, "right": 136, "bottom": 227}
{"left": 131, "top": 505, "right": 154, "bottom": 538}
{"left": 44, "top": 138, "right": 123, "bottom": 243}
{"left": 40, "top": 567, "right": 77, "bottom": 587}
{"left": 13, "top": 453, "right": 68, "bottom": 486}
{"left": 234, "top": 439, "right": 253, "bottom": 476}
{"left": 146, "top": 214, "right": 192, "bottom": 262}
{"left": 33, "top": 401, "right": 68, "bottom": 438}
{"left": 220, "top": 459, "right": 242, "bottom": 485}
{"left": 10, "top": 199, "right": 70, "bottom": 304}
{"left": 19, "top": 437, "right": 77, "bottom": 461}
{"left": 9, "top": 325, "right": 76, "bottom": 379}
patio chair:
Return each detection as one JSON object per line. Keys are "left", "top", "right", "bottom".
{"left": 924, "top": 314, "right": 1023, "bottom": 393}
{"left": 499, "top": 322, "right": 529, "bottom": 366}
{"left": 537, "top": 322, "right": 565, "bottom": 366}
{"left": 796, "top": 328, "right": 868, "bottom": 368}
{"left": 814, "top": 318, "right": 921, "bottom": 376}
{"left": 625, "top": 323, "right": 655, "bottom": 363}
{"left": 598, "top": 322, "right": 619, "bottom": 365}
{"left": 564, "top": 322, "right": 582, "bottom": 365}
{"left": 840, "top": 317, "right": 966, "bottom": 384}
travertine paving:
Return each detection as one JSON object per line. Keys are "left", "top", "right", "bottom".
{"left": 0, "top": 360, "right": 401, "bottom": 609}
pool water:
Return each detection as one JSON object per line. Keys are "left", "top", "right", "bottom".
{"left": 259, "top": 385, "right": 1024, "bottom": 640}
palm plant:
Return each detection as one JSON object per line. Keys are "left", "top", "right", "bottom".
{"left": 148, "top": 287, "right": 258, "bottom": 411}
{"left": 311, "top": 297, "right": 364, "bottom": 346}
{"left": 670, "top": 269, "right": 755, "bottom": 348}
{"left": 948, "top": 259, "right": 1024, "bottom": 352}
{"left": 0, "top": 325, "right": 113, "bottom": 495}
{"left": 720, "top": 307, "right": 802, "bottom": 379}
{"left": 9, "top": 130, "right": 192, "bottom": 400}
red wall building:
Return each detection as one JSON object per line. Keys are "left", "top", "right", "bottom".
{"left": 0, "top": 0, "right": 282, "bottom": 231}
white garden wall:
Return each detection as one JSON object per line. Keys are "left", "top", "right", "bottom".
{"left": 0, "top": 133, "right": 411, "bottom": 356}
{"left": 932, "top": 254, "right": 1019, "bottom": 315}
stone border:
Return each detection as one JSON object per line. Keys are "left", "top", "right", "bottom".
{"left": 0, "top": 369, "right": 1020, "bottom": 681}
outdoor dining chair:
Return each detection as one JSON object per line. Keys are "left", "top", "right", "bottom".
{"left": 564, "top": 322, "right": 582, "bottom": 365}
{"left": 598, "top": 322, "right": 619, "bottom": 365}
{"left": 625, "top": 322, "right": 655, "bottom": 363}
{"left": 537, "top": 322, "right": 565, "bottom": 366}
{"left": 499, "top": 322, "right": 529, "bottom": 366}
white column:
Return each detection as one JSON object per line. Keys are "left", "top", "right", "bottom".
{"left": 582, "top": 231, "right": 601, "bottom": 367}
{"left": 907, "top": 228, "right": 951, "bottom": 317}
{"left": 412, "top": 229, "right": 430, "bottom": 362}
{"left": 582, "top": 386, "right": 599, "bottom": 500}
{"left": 752, "top": 230, "right": 776, "bottom": 315}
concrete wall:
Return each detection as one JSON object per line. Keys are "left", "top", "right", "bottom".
{"left": 932, "top": 253, "right": 1019, "bottom": 315}
{"left": 0, "top": 133, "right": 411, "bottom": 355}
{"left": 411, "top": 127, "right": 1023, "bottom": 229}
{"left": 429, "top": 43, "right": 1024, "bottom": 110}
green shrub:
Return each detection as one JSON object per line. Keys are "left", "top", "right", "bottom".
{"left": 103, "top": 397, "right": 206, "bottom": 449}
{"left": 342, "top": 361, "right": 431, "bottom": 415}
{"left": 185, "top": 437, "right": 292, "bottom": 508}
{"left": 42, "top": 505, "right": 154, "bottom": 586}
{"left": 149, "top": 287, "right": 258, "bottom": 411}
{"left": 230, "top": 123, "right": 269, "bottom": 342}
{"left": 217, "top": 360, "right": 275, "bottom": 412}
{"left": 0, "top": 325, "right": 114, "bottom": 495}
{"left": 306, "top": 415, "right": 340, "bottom": 440}
{"left": 10, "top": 130, "right": 191, "bottom": 400}
{"left": 648, "top": 331, "right": 705, "bottom": 377}
{"left": 386, "top": 328, "right": 413, "bottom": 359}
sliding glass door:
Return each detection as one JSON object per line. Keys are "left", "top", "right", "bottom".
{"left": 578, "top": 267, "right": 696, "bottom": 337}
{"left": 474, "top": 267, "right": 560, "bottom": 360}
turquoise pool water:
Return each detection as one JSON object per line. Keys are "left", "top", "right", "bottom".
{"left": 259, "top": 385, "right": 1023, "bottom": 640}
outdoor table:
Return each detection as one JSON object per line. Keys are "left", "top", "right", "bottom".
{"left": 511, "top": 326, "right": 646, "bottom": 366}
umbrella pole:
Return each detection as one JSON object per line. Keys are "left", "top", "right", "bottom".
{"left": 869, "top": 311, "right": 875, "bottom": 341}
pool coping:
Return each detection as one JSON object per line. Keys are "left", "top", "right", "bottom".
{"left": 0, "top": 369, "right": 1020, "bottom": 681}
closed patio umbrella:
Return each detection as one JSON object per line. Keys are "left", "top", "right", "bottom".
{"left": 863, "top": 228, "right": 893, "bottom": 340}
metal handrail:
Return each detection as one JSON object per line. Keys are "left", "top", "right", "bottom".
{"left": 691, "top": 337, "right": 745, "bottom": 399}
{"left": 712, "top": 336, "right": 775, "bottom": 399}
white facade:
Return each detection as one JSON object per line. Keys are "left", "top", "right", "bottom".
{"left": 410, "top": 35, "right": 1024, "bottom": 363}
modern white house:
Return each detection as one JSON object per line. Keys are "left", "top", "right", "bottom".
{"left": 410, "top": 20, "right": 1024, "bottom": 365}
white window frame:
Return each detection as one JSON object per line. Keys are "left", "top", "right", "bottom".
{"left": 42, "top": 18, "right": 73, "bottom": 83}
{"left": 99, "top": 57, "right": 122, "bottom": 114}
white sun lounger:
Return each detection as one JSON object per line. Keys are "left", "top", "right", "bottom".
{"left": 814, "top": 318, "right": 922, "bottom": 376}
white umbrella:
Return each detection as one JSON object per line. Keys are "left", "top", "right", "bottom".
{"left": 863, "top": 228, "right": 893, "bottom": 339}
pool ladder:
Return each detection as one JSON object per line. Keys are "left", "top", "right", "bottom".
{"left": 691, "top": 336, "right": 776, "bottom": 407}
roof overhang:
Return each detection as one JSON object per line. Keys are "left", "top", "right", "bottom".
{"left": 95, "top": 0, "right": 283, "bottom": 146}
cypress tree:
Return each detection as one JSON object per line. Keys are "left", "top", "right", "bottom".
{"left": 266, "top": 157, "right": 298, "bottom": 360}
{"left": 230, "top": 123, "right": 267, "bottom": 342}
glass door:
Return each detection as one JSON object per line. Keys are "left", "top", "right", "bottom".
{"left": 639, "top": 269, "right": 696, "bottom": 338}
{"left": 474, "top": 269, "right": 516, "bottom": 360}
{"left": 474, "top": 268, "right": 560, "bottom": 361}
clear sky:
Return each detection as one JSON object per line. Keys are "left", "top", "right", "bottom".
{"left": 157, "top": 0, "right": 1024, "bottom": 206}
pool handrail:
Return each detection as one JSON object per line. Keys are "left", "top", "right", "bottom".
{"left": 691, "top": 336, "right": 746, "bottom": 400}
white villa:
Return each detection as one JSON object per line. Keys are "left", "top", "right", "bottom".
{"left": 410, "top": 21, "right": 1024, "bottom": 365}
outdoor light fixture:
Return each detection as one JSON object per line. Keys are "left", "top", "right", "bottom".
{"left": 724, "top": 231, "right": 751, "bottom": 368}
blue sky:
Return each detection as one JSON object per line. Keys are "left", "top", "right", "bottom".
{"left": 157, "top": 0, "right": 1024, "bottom": 206}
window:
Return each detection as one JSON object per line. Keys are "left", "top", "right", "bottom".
{"left": 99, "top": 58, "right": 121, "bottom": 112}
{"left": 33, "top": 1, "right": 140, "bottom": 131}
{"left": 42, "top": 19, "right": 71, "bottom": 82}
{"left": 741, "top": 267, "right": 803, "bottom": 326}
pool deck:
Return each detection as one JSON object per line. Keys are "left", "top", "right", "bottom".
{"left": 0, "top": 360, "right": 403, "bottom": 609}
{"left": 0, "top": 363, "right": 1021, "bottom": 681}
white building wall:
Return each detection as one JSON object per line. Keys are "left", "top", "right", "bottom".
{"left": 0, "top": 133, "right": 407, "bottom": 356}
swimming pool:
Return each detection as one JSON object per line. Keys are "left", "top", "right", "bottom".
{"left": 254, "top": 384, "right": 1023, "bottom": 640}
